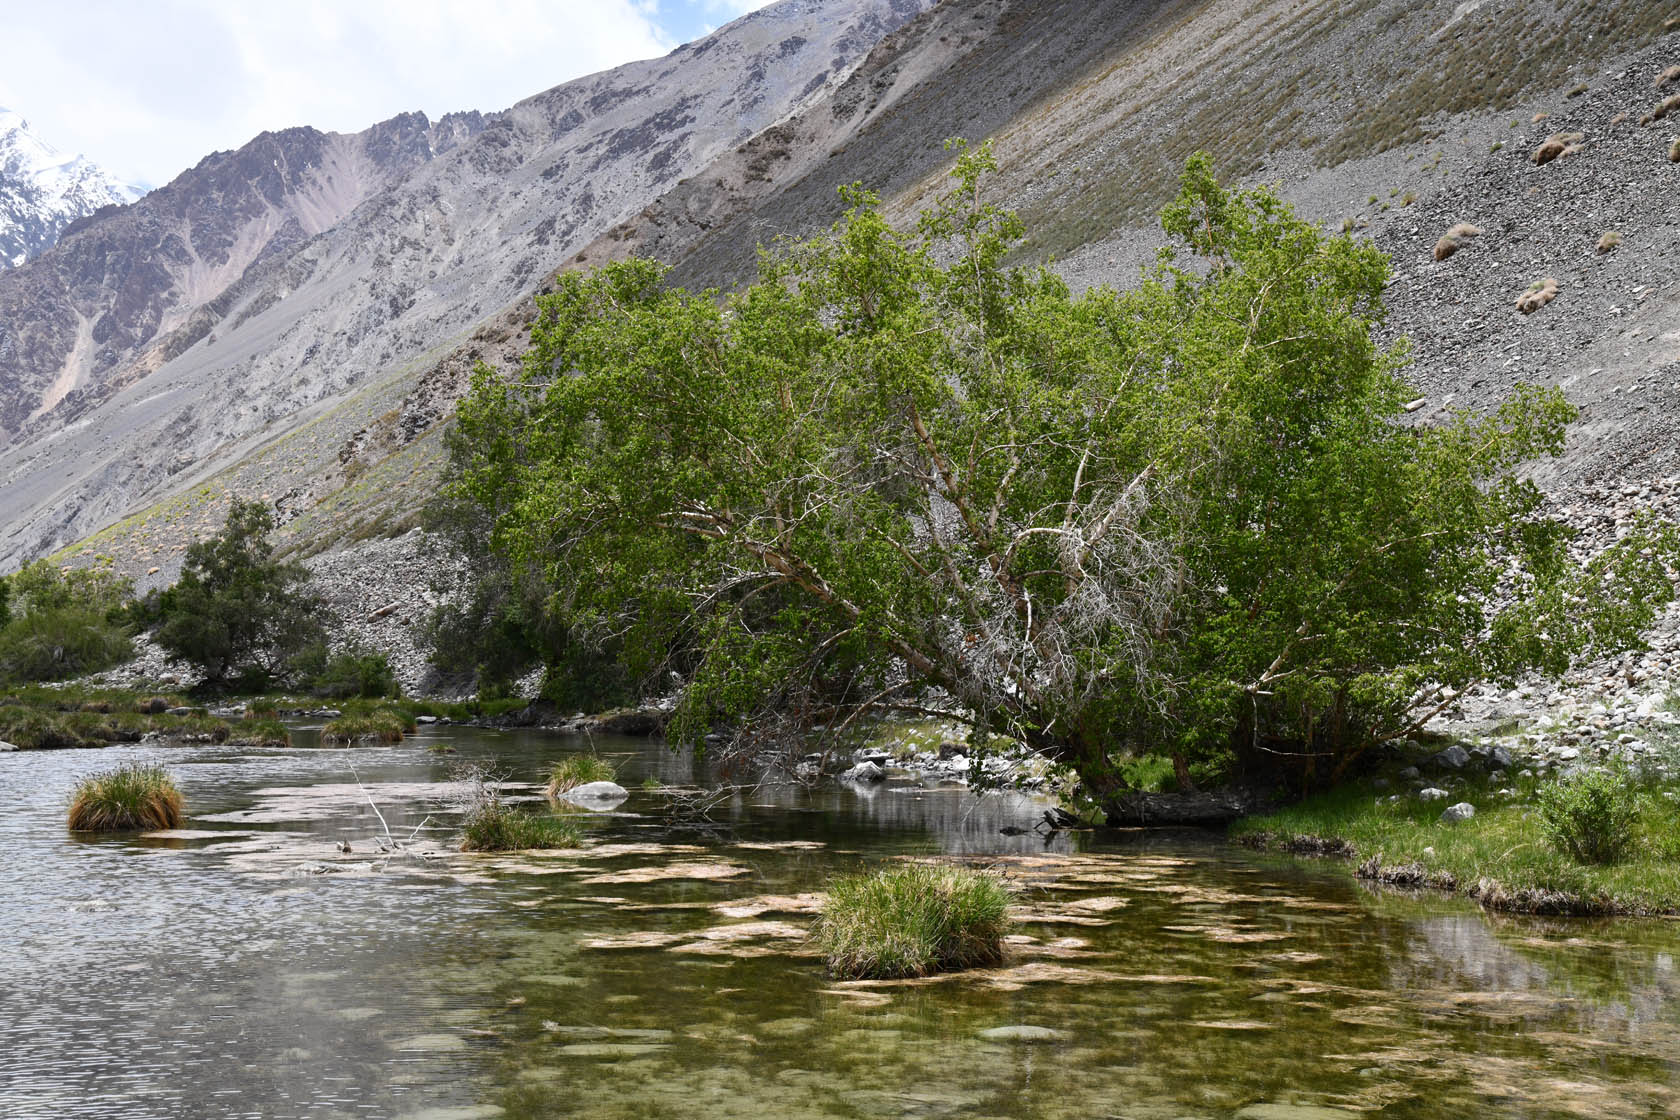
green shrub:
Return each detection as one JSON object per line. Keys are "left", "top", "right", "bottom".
{"left": 68, "top": 763, "right": 184, "bottom": 830}
{"left": 305, "top": 648, "right": 399, "bottom": 699}
{"left": 459, "top": 798, "right": 582, "bottom": 852}
{"left": 545, "top": 755, "right": 616, "bottom": 796}
{"left": 815, "top": 864, "right": 1011, "bottom": 979}
{"left": 1536, "top": 768, "right": 1639, "bottom": 864}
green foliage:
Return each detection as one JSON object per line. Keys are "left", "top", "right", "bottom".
{"left": 1536, "top": 768, "right": 1640, "bottom": 865}
{"left": 545, "top": 755, "right": 617, "bottom": 796}
{"left": 815, "top": 863, "right": 1011, "bottom": 979}
{"left": 297, "top": 645, "right": 399, "bottom": 699}
{"left": 151, "top": 500, "right": 324, "bottom": 687}
{"left": 227, "top": 719, "right": 290, "bottom": 747}
{"left": 444, "top": 144, "right": 1675, "bottom": 801}
{"left": 68, "top": 763, "right": 183, "bottom": 831}
{"left": 459, "top": 798, "right": 582, "bottom": 852}
{"left": 0, "top": 561, "right": 134, "bottom": 683}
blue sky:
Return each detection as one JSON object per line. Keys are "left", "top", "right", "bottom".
{"left": 0, "top": 0, "right": 775, "bottom": 188}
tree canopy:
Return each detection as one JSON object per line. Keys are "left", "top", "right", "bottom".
{"left": 153, "top": 500, "right": 323, "bottom": 688}
{"left": 445, "top": 144, "right": 1675, "bottom": 800}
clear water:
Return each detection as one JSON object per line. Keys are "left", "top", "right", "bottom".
{"left": 2, "top": 724, "right": 1678, "bottom": 1119}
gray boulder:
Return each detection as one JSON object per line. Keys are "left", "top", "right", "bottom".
{"left": 978, "top": 1025, "right": 1066, "bottom": 1043}
{"left": 841, "top": 761, "right": 887, "bottom": 784}
{"left": 561, "top": 781, "right": 629, "bottom": 810}
{"left": 1431, "top": 745, "right": 1470, "bottom": 770}
{"left": 1488, "top": 744, "right": 1514, "bottom": 769}
{"left": 1439, "top": 802, "right": 1476, "bottom": 824}
{"left": 1418, "top": 787, "right": 1450, "bottom": 802}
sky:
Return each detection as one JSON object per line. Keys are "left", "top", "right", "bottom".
{"left": 0, "top": 0, "right": 775, "bottom": 189}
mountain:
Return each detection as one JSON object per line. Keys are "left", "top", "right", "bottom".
{"left": 0, "top": 109, "right": 145, "bottom": 268}
{"left": 0, "top": 0, "right": 932, "bottom": 568}
{"left": 5, "top": 0, "right": 1678, "bottom": 627}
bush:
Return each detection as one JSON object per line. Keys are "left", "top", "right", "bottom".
{"left": 0, "top": 562, "right": 135, "bottom": 683}
{"left": 68, "top": 763, "right": 183, "bottom": 830}
{"left": 545, "top": 755, "right": 616, "bottom": 796}
{"left": 459, "top": 798, "right": 582, "bottom": 852}
{"left": 1536, "top": 768, "right": 1639, "bottom": 864}
{"left": 300, "top": 646, "right": 400, "bottom": 700}
{"left": 815, "top": 864, "right": 1011, "bottom": 979}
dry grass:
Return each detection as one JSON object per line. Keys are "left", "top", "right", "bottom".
{"left": 1434, "top": 222, "right": 1483, "bottom": 260}
{"left": 1670, "top": 137, "right": 1680, "bottom": 162}
{"left": 1597, "top": 230, "right": 1623, "bottom": 254}
{"left": 1516, "top": 276, "right": 1559, "bottom": 314}
{"left": 1639, "top": 93, "right": 1680, "bottom": 125}
{"left": 68, "top": 763, "right": 183, "bottom": 831}
{"left": 1531, "top": 131, "right": 1586, "bottom": 164}
{"left": 1655, "top": 65, "right": 1680, "bottom": 90}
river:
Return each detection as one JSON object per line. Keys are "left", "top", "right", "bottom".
{"left": 1, "top": 723, "right": 1677, "bottom": 1118}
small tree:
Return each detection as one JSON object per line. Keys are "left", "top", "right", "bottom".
{"left": 446, "top": 144, "right": 1675, "bottom": 805}
{"left": 153, "top": 500, "right": 323, "bottom": 688}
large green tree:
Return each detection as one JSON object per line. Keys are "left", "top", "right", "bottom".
{"left": 153, "top": 500, "right": 323, "bottom": 687}
{"left": 447, "top": 144, "right": 1674, "bottom": 799}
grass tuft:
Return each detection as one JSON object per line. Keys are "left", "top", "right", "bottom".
{"left": 320, "top": 709, "right": 408, "bottom": 745}
{"left": 1596, "top": 230, "right": 1623, "bottom": 254}
{"left": 459, "top": 799, "right": 582, "bottom": 852}
{"left": 815, "top": 863, "right": 1011, "bottom": 979}
{"left": 545, "top": 755, "right": 617, "bottom": 796}
{"left": 1516, "top": 276, "right": 1559, "bottom": 314}
{"left": 227, "top": 719, "right": 291, "bottom": 747}
{"left": 68, "top": 763, "right": 184, "bottom": 831}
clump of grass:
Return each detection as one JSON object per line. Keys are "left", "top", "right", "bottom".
{"left": 68, "top": 763, "right": 183, "bottom": 831}
{"left": 459, "top": 799, "right": 582, "bottom": 852}
{"left": 1597, "top": 230, "right": 1623, "bottom": 254}
{"left": 1530, "top": 131, "right": 1584, "bottom": 164}
{"left": 0, "top": 706, "right": 80, "bottom": 749}
{"left": 1516, "top": 276, "right": 1559, "bottom": 314}
{"left": 320, "top": 709, "right": 407, "bottom": 745}
{"left": 815, "top": 863, "right": 1011, "bottom": 980}
{"left": 1639, "top": 94, "right": 1680, "bottom": 125}
{"left": 1535, "top": 768, "right": 1638, "bottom": 864}
{"left": 1657, "top": 65, "right": 1680, "bottom": 90}
{"left": 1670, "top": 137, "right": 1680, "bottom": 162}
{"left": 227, "top": 719, "right": 290, "bottom": 747}
{"left": 244, "top": 703, "right": 279, "bottom": 721}
{"left": 546, "top": 755, "right": 617, "bottom": 796}
{"left": 167, "top": 713, "right": 231, "bottom": 743}
{"left": 1433, "top": 222, "right": 1483, "bottom": 260}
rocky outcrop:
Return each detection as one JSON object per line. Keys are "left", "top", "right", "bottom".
{"left": 0, "top": 109, "right": 144, "bottom": 269}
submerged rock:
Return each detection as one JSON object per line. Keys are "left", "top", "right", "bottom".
{"left": 977, "top": 1025, "right": 1066, "bottom": 1043}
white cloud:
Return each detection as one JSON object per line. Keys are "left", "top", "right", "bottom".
{"left": 0, "top": 0, "right": 680, "bottom": 187}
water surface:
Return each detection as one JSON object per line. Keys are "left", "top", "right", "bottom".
{"left": 2, "top": 725, "right": 1677, "bottom": 1119}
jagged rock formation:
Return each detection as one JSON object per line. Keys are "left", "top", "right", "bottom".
{"left": 0, "top": 109, "right": 144, "bottom": 269}
{"left": 0, "top": 0, "right": 933, "bottom": 568}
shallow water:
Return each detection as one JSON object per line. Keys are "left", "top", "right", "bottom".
{"left": 2, "top": 725, "right": 1678, "bottom": 1119}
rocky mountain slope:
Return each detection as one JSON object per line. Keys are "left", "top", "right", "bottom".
{"left": 0, "top": 0, "right": 932, "bottom": 568}
{"left": 14, "top": 0, "right": 1680, "bottom": 707}
{"left": 0, "top": 109, "right": 144, "bottom": 269}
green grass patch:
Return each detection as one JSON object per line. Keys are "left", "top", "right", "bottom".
{"left": 1234, "top": 769, "right": 1680, "bottom": 914}
{"left": 545, "top": 755, "right": 616, "bottom": 796}
{"left": 459, "top": 800, "right": 583, "bottom": 852}
{"left": 68, "top": 763, "right": 184, "bottom": 830}
{"left": 815, "top": 863, "right": 1012, "bottom": 979}
{"left": 226, "top": 719, "right": 291, "bottom": 747}
{"left": 320, "top": 709, "right": 408, "bottom": 745}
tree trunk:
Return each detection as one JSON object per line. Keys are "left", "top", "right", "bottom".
{"left": 1103, "top": 785, "right": 1279, "bottom": 827}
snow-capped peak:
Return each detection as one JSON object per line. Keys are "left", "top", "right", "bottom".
{"left": 0, "top": 108, "right": 146, "bottom": 268}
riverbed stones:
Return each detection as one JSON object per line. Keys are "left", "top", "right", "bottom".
{"left": 1439, "top": 802, "right": 1476, "bottom": 824}
{"left": 977, "top": 1025, "right": 1067, "bottom": 1043}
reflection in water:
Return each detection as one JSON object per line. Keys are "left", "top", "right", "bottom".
{"left": 0, "top": 726, "right": 1677, "bottom": 1119}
